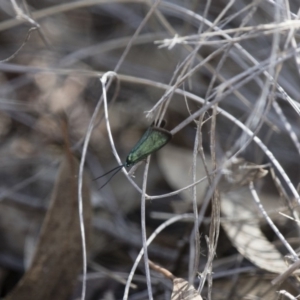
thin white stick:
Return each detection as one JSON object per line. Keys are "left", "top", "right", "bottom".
{"left": 123, "top": 214, "right": 194, "bottom": 300}
{"left": 10, "top": 0, "right": 40, "bottom": 27}
{"left": 77, "top": 71, "right": 121, "bottom": 300}
{"left": 277, "top": 290, "right": 298, "bottom": 300}
{"left": 78, "top": 71, "right": 105, "bottom": 300}
{"left": 147, "top": 174, "right": 209, "bottom": 200}
{"left": 189, "top": 124, "right": 200, "bottom": 283}
{"left": 279, "top": 212, "right": 300, "bottom": 223}
{"left": 0, "top": 27, "right": 37, "bottom": 63}
{"left": 140, "top": 157, "right": 153, "bottom": 300}
{"left": 249, "top": 182, "right": 298, "bottom": 260}
{"left": 100, "top": 72, "right": 143, "bottom": 194}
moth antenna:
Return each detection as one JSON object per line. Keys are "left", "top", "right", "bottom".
{"left": 97, "top": 165, "right": 124, "bottom": 190}
{"left": 93, "top": 164, "right": 124, "bottom": 181}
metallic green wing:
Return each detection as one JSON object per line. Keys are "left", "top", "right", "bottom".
{"left": 125, "top": 127, "right": 172, "bottom": 167}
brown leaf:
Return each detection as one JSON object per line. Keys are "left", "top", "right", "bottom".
{"left": 158, "top": 146, "right": 268, "bottom": 212}
{"left": 221, "top": 195, "right": 291, "bottom": 274}
{"left": 5, "top": 154, "right": 91, "bottom": 300}
{"left": 172, "top": 278, "right": 203, "bottom": 300}
{"left": 219, "top": 158, "right": 268, "bottom": 192}
{"left": 148, "top": 260, "right": 203, "bottom": 300}
{"left": 158, "top": 145, "right": 210, "bottom": 213}
{"left": 212, "top": 275, "right": 295, "bottom": 299}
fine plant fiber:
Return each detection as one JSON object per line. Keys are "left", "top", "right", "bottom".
{"left": 1, "top": 0, "right": 300, "bottom": 300}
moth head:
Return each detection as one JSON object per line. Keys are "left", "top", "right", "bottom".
{"left": 125, "top": 155, "right": 134, "bottom": 168}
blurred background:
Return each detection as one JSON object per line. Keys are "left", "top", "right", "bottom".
{"left": 0, "top": 0, "right": 300, "bottom": 299}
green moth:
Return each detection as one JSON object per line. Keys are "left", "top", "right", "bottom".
{"left": 96, "top": 122, "right": 172, "bottom": 189}
{"left": 125, "top": 125, "right": 172, "bottom": 167}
